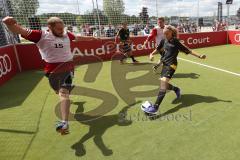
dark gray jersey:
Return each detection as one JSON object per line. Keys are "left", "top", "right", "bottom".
{"left": 157, "top": 38, "right": 191, "bottom": 66}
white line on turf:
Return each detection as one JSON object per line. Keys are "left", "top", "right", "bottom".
{"left": 178, "top": 57, "right": 240, "bottom": 77}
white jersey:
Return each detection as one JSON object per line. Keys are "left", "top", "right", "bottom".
{"left": 155, "top": 26, "right": 165, "bottom": 45}
{"left": 36, "top": 31, "right": 73, "bottom": 63}
{"left": 147, "top": 25, "right": 166, "bottom": 45}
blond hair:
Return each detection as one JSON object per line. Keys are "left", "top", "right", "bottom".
{"left": 47, "top": 17, "right": 64, "bottom": 27}
{"left": 164, "top": 25, "right": 178, "bottom": 38}
{"left": 158, "top": 17, "right": 165, "bottom": 22}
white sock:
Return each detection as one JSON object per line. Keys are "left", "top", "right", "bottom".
{"left": 61, "top": 120, "right": 68, "bottom": 125}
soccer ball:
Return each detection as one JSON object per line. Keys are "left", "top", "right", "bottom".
{"left": 141, "top": 101, "right": 153, "bottom": 111}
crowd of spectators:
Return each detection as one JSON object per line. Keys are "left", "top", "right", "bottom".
{"left": 212, "top": 20, "right": 227, "bottom": 31}
{"left": 71, "top": 20, "right": 230, "bottom": 38}
{"left": 75, "top": 23, "right": 152, "bottom": 38}
{"left": 177, "top": 23, "right": 198, "bottom": 33}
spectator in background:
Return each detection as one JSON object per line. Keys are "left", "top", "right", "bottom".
{"left": 132, "top": 24, "right": 139, "bottom": 36}
{"left": 67, "top": 25, "right": 73, "bottom": 32}
{"left": 212, "top": 20, "right": 217, "bottom": 31}
{"left": 177, "top": 23, "right": 184, "bottom": 33}
{"left": 106, "top": 24, "right": 115, "bottom": 37}
{"left": 213, "top": 20, "right": 226, "bottom": 32}
{"left": 143, "top": 24, "right": 150, "bottom": 35}
{"left": 85, "top": 24, "right": 92, "bottom": 36}
{"left": 185, "top": 23, "right": 191, "bottom": 33}
{"left": 93, "top": 25, "right": 105, "bottom": 37}
{"left": 191, "top": 23, "right": 197, "bottom": 33}
{"left": 81, "top": 24, "right": 87, "bottom": 36}
{"left": 101, "top": 25, "right": 105, "bottom": 37}
{"left": 221, "top": 20, "right": 227, "bottom": 31}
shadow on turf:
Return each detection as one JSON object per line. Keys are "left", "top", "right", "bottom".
{"left": 0, "top": 128, "right": 36, "bottom": 134}
{"left": 150, "top": 94, "right": 232, "bottom": 120}
{"left": 173, "top": 73, "right": 200, "bottom": 79}
{"left": 154, "top": 72, "right": 201, "bottom": 79}
{"left": 0, "top": 71, "right": 44, "bottom": 109}
{"left": 71, "top": 101, "right": 141, "bottom": 157}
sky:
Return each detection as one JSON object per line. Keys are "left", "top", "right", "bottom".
{"left": 36, "top": 0, "right": 240, "bottom": 17}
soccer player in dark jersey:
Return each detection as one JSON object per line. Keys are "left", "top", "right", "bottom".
{"left": 142, "top": 25, "right": 206, "bottom": 114}
{"left": 115, "top": 22, "right": 138, "bottom": 64}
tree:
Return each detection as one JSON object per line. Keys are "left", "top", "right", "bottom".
{"left": 103, "top": 0, "right": 125, "bottom": 25}
{"left": 37, "top": 13, "right": 78, "bottom": 26}
{"left": 139, "top": 7, "right": 149, "bottom": 24}
{"left": 76, "top": 9, "right": 108, "bottom": 26}
{"left": 6, "top": 0, "right": 39, "bottom": 25}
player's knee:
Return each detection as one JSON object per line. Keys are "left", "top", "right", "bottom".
{"left": 160, "top": 77, "right": 170, "bottom": 82}
{"left": 59, "top": 88, "right": 70, "bottom": 100}
{"left": 160, "top": 78, "right": 170, "bottom": 90}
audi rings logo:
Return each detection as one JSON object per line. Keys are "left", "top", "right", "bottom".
{"left": 0, "top": 54, "right": 12, "bottom": 78}
{"left": 234, "top": 34, "right": 240, "bottom": 43}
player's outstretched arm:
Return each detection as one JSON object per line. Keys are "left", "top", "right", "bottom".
{"left": 2, "top": 16, "right": 28, "bottom": 37}
{"left": 149, "top": 49, "right": 159, "bottom": 61}
{"left": 176, "top": 39, "right": 206, "bottom": 59}
{"left": 190, "top": 50, "right": 206, "bottom": 59}
{"left": 149, "top": 39, "right": 164, "bottom": 61}
{"left": 143, "top": 28, "right": 157, "bottom": 46}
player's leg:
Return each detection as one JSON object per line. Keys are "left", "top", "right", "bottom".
{"left": 119, "top": 43, "right": 128, "bottom": 64}
{"left": 127, "top": 50, "right": 138, "bottom": 63}
{"left": 154, "top": 77, "right": 169, "bottom": 110}
{"left": 57, "top": 71, "right": 75, "bottom": 135}
{"left": 48, "top": 70, "right": 74, "bottom": 135}
{"left": 143, "top": 66, "right": 179, "bottom": 114}
{"left": 56, "top": 87, "right": 71, "bottom": 134}
{"left": 163, "top": 65, "right": 181, "bottom": 98}
{"left": 142, "top": 77, "right": 169, "bottom": 114}
{"left": 168, "top": 83, "right": 181, "bottom": 99}
{"left": 59, "top": 88, "right": 70, "bottom": 121}
{"left": 122, "top": 43, "right": 138, "bottom": 63}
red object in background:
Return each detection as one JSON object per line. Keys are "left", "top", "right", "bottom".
{"left": 13, "top": 31, "right": 231, "bottom": 72}
{"left": 228, "top": 31, "right": 240, "bottom": 45}
{"left": 179, "top": 31, "right": 228, "bottom": 48}
{"left": 15, "top": 44, "right": 45, "bottom": 71}
{"left": 0, "top": 45, "right": 19, "bottom": 86}
{"left": 1, "top": 31, "right": 240, "bottom": 86}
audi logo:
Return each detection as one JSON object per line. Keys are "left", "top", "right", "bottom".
{"left": 0, "top": 54, "right": 12, "bottom": 78}
{"left": 234, "top": 34, "right": 240, "bottom": 43}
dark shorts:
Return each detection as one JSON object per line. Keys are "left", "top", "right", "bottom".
{"left": 160, "top": 65, "right": 176, "bottom": 79}
{"left": 119, "top": 43, "right": 131, "bottom": 53}
{"left": 46, "top": 71, "right": 74, "bottom": 93}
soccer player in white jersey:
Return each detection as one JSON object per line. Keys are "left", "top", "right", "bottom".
{"left": 143, "top": 17, "right": 166, "bottom": 72}
{"left": 2, "top": 16, "right": 96, "bottom": 135}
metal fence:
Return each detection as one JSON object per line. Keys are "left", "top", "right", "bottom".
{"left": 0, "top": 0, "right": 240, "bottom": 46}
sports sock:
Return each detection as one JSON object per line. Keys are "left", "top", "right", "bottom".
{"left": 154, "top": 90, "right": 166, "bottom": 110}
{"left": 120, "top": 55, "right": 127, "bottom": 61}
{"left": 130, "top": 56, "right": 136, "bottom": 62}
{"left": 61, "top": 120, "right": 68, "bottom": 125}
{"left": 168, "top": 83, "right": 178, "bottom": 91}
{"left": 155, "top": 63, "right": 161, "bottom": 68}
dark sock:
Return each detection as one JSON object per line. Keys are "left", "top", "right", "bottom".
{"left": 168, "top": 83, "right": 178, "bottom": 91}
{"left": 154, "top": 90, "right": 166, "bottom": 110}
{"left": 120, "top": 55, "right": 127, "bottom": 61}
{"left": 155, "top": 63, "right": 161, "bottom": 68}
{"left": 130, "top": 56, "right": 136, "bottom": 62}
